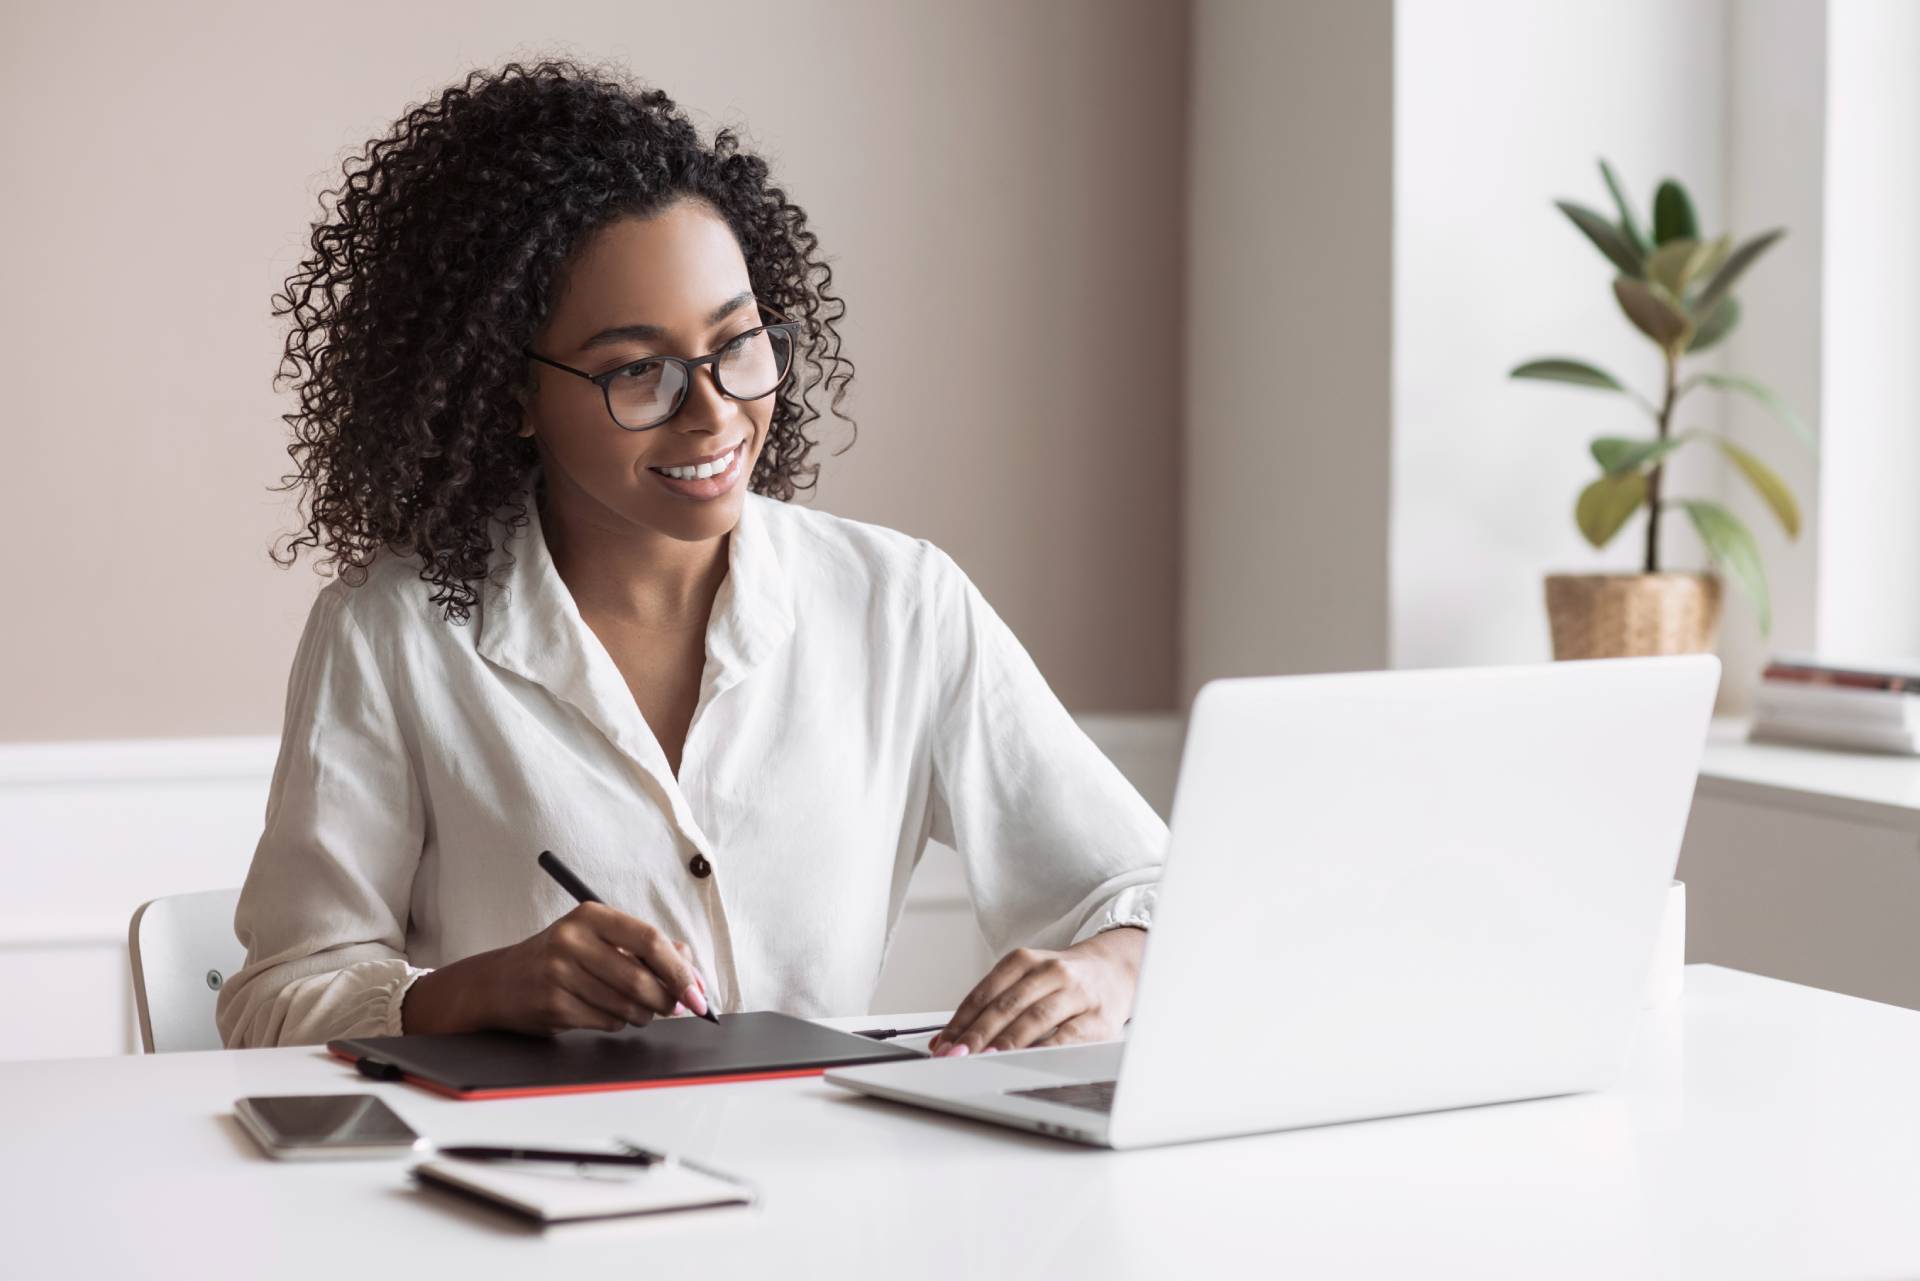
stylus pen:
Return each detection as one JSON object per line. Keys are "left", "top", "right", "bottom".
{"left": 438, "top": 1144, "right": 661, "bottom": 1167}
{"left": 537, "top": 849, "right": 720, "bottom": 1024}
{"left": 852, "top": 1023, "right": 948, "bottom": 1040}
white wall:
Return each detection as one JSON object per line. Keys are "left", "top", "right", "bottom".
{"left": 0, "top": 739, "right": 275, "bottom": 1059}
{"left": 1181, "top": 0, "right": 1395, "bottom": 701}
{"left": 1391, "top": 0, "right": 1730, "bottom": 680}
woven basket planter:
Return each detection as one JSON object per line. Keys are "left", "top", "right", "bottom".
{"left": 1544, "top": 572, "right": 1723, "bottom": 660}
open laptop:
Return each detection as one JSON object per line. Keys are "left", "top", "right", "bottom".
{"left": 825, "top": 653, "right": 1721, "bottom": 1149}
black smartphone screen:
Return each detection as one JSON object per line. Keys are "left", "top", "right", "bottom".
{"left": 241, "top": 1094, "right": 419, "bottom": 1147}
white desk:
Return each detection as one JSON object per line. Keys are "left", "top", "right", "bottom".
{"left": 4, "top": 966, "right": 1917, "bottom": 1280}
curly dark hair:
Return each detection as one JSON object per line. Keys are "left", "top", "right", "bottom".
{"left": 267, "top": 56, "right": 856, "bottom": 622}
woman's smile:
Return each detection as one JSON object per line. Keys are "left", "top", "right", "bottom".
{"left": 647, "top": 437, "right": 749, "bottom": 500}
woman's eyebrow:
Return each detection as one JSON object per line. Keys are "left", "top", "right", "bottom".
{"left": 576, "top": 290, "right": 754, "bottom": 352}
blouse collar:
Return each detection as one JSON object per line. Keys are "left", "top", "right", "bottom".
{"left": 474, "top": 467, "right": 796, "bottom": 782}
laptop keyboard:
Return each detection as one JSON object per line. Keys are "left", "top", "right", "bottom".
{"left": 1005, "top": 1079, "right": 1118, "bottom": 1114}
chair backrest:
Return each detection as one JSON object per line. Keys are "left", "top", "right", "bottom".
{"left": 128, "top": 889, "right": 244, "bottom": 1053}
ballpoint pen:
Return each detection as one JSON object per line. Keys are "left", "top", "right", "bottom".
{"left": 436, "top": 1144, "right": 662, "bottom": 1167}
{"left": 537, "top": 849, "right": 720, "bottom": 1024}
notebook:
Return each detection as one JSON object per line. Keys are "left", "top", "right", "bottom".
{"left": 329, "top": 1010, "right": 923, "bottom": 1099}
{"left": 413, "top": 1150, "right": 755, "bottom": 1224}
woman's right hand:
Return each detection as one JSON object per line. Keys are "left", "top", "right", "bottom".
{"left": 402, "top": 903, "right": 709, "bottom": 1035}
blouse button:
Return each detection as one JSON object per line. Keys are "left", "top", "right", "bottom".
{"left": 688, "top": 854, "right": 712, "bottom": 879}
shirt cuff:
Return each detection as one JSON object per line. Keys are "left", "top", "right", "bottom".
{"left": 381, "top": 965, "right": 435, "bottom": 1037}
{"left": 1069, "top": 883, "right": 1156, "bottom": 948}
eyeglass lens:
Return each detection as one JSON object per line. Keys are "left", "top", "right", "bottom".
{"left": 606, "top": 327, "right": 795, "bottom": 429}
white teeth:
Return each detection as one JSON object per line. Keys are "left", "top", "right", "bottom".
{"left": 658, "top": 445, "right": 737, "bottom": 481}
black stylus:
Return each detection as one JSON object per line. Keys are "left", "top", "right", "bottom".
{"left": 537, "top": 849, "right": 720, "bottom": 1024}
{"left": 438, "top": 1144, "right": 661, "bottom": 1167}
{"left": 852, "top": 1023, "right": 948, "bottom": 1040}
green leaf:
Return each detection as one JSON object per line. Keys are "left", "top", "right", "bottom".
{"left": 1652, "top": 180, "right": 1699, "bottom": 244}
{"left": 1556, "top": 200, "right": 1646, "bottom": 277}
{"left": 1591, "top": 433, "right": 1697, "bottom": 475}
{"left": 1613, "top": 276, "right": 1694, "bottom": 351}
{"left": 1510, "top": 358, "right": 1630, "bottom": 391}
{"left": 1686, "top": 295, "right": 1741, "bottom": 352}
{"left": 1576, "top": 471, "right": 1648, "bottom": 547}
{"left": 1599, "top": 158, "right": 1649, "bottom": 256}
{"left": 1712, "top": 438, "right": 1803, "bottom": 538}
{"left": 1692, "top": 233, "right": 1734, "bottom": 290}
{"left": 1646, "top": 238, "right": 1717, "bottom": 297}
{"left": 1644, "top": 238, "right": 1694, "bottom": 294}
{"left": 1695, "top": 228, "right": 1786, "bottom": 313}
{"left": 1676, "top": 498, "right": 1770, "bottom": 634}
{"left": 1692, "top": 372, "right": 1815, "bottom": 450}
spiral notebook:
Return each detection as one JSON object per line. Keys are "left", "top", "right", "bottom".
{"left": 413, "top": 1149, "right": 755, "bottom": 1224}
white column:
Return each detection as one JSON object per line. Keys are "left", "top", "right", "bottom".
{"left": 1719, "top": 0, "right": 1829, "bottom": 711}
{"left": 1817, "top": 0, "right": 1920, "bottom": 660}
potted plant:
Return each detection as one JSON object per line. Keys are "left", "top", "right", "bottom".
{"left": 1511, "top": 159, "right": 1814, "bottom": 659}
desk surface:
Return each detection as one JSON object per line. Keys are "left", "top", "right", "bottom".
{"left": 4, "top": 966, "right": 1917, "bottom": 1280}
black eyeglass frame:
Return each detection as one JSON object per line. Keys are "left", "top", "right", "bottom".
{"left": 522, "top": 300, "right": 802, "bottom": 432}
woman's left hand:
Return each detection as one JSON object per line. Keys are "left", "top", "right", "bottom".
{"left": 928, "top": 926, "right": 1146, "bottom": 1057}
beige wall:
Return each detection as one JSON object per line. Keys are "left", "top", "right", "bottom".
{"left": 0, "top": 0, "right": 1187, "bottom": 743}
{"left": 1181, "top": 0, "right": 1394, "bottom": 698}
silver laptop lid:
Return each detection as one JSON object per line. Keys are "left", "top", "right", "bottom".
{"left": 1106, "top": 654, "right": 1719, "bottom": 1149}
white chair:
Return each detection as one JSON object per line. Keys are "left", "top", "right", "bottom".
{"left": 128, "top": 889, "right": 244, "bottom": 1053}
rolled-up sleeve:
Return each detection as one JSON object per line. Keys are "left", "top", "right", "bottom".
{"left": 924, "top": 547, "right": 1167, "bottom": 956}
{"left": 215, "top": 583, "right": 431, "bottom": 1048}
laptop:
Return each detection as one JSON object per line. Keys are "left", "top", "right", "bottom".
{"left": 825, "top": 653, "right": 1721, "bottom": 1150}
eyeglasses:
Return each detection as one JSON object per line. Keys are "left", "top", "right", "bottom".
{"left": 523, "top": 300, "right": 801, "bottom": 432}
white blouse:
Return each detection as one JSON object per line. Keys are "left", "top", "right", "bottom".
{"left": 216, "top": 472, "right": 1167, "bottom": 1048}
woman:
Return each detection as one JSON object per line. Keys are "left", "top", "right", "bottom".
{"left": 217, "top": 58, "right": 1165, "bottom": 1060}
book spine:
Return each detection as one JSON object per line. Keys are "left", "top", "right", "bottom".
{"left": 1764, "top": 665, "right": 1920, "bottom": 692}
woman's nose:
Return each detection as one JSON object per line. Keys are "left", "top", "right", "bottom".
{"left": 674, "top": 361, "right": 734, "bottom": 427}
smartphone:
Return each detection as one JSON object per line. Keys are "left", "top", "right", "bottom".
{"left": 233, "top": 1093, "right": 426, "bottom": 1161}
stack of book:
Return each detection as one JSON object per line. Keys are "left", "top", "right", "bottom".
{"left": 1750, "top": 653, "right": 1920, "bottom": 754}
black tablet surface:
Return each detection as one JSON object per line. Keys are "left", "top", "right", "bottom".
{"left": 330, "top": 1010, "right": 924, "bottom": 1099}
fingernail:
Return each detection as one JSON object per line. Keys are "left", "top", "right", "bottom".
{"left": 681, "top": 984, "right": 709, "bottom": 1017}
{"left": 982, "top": 1047, "right": 999, "bottom": 1055}
{"left": 948, "top": 1043, "right": 970, "bottom": 1057}
{"left": 672, "top": 1002, "right": 689, "bottom": 1016}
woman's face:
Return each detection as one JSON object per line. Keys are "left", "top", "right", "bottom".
{"left": 520, "top": 198, "right": 775, "bottom": 546}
